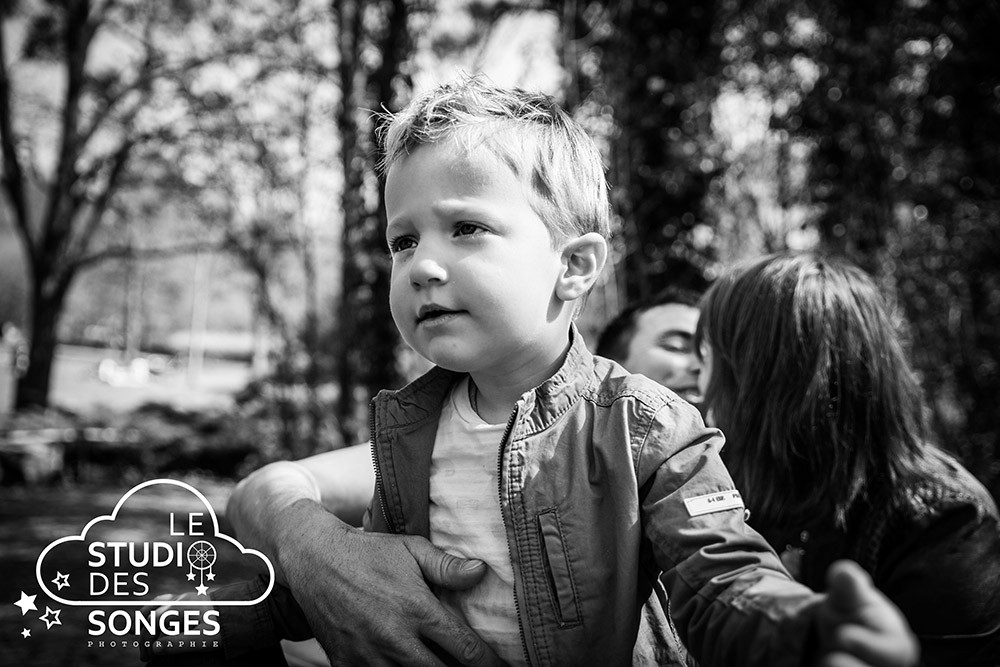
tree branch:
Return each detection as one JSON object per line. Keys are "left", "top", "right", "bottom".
{"left": 0, "top": 19, "right": 33, "bottom": 266}
{"left": 64, "top": 137, "right": 135, "bottom": 269}
{"left": 39, "top": 0, "right": 100, "bottom": 269}
{"left": 70, "top": 239, "right": 229, "bottom": 271}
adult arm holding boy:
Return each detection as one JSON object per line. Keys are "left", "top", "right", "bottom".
{"left": 227, "top": 448, "right": 504, "bottom": 667}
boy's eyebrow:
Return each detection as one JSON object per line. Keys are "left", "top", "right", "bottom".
{"left": 385, "top": 196, "right": 498, "bottom": 233}
{"left": 432, "top": 199, "right": 492, "bottom": 217}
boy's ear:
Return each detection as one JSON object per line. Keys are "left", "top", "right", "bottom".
{"left": 556, "top": 232, "right": 608, "bottom": 302}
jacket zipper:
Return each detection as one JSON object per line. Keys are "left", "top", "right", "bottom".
{"left": 369, "top": 401, "right": 393, "bottom": 532}
{"left": 497, "top": 403, "right": 533, "bottom": 666}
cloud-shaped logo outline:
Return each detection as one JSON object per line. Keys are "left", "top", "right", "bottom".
{"left": 35, "top": 478, "right": 275, "bottom": 607}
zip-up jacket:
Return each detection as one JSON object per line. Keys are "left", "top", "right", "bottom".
{"left": 365, "top": 329, "right": 825, "bottom": 666}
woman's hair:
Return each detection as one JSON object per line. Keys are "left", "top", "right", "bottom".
{"left": 695, "top": 252, "right": 926, "bottom": 528}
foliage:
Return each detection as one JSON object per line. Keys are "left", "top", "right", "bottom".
{"left": 739, "top": 0, "right": 1000, "bottom": 495}
{"left": 0, "top": 0, "right": 305, "bottom": 409}
{"left": 163, "top": 0, "right": 343, "bottom": 455}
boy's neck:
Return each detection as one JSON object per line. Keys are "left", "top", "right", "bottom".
{"left": 467, "top": 332, "right": 574, "bottom": 425}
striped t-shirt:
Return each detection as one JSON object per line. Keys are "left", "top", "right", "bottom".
{"left": 429, "top": 378, "right": 524, "bottom": 665}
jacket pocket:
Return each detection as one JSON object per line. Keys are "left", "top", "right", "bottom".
{"left": 536, "top": 509, "right": 582, "bottom": 627}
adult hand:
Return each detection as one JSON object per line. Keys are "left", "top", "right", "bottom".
{"left": 279, "top": 499, "right": 505, "bottom": 667}
{"left": 815, "top": 560, "right": 919, "bottom": 667}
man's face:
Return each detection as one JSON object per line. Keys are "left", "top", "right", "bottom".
{"left": 620, "top": 303, "right": 702, "bottom": 403}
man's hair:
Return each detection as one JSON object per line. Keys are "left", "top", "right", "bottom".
{"left": 694, "top": 252, "right": 925, "bottom": 529}
{"left": 595, "top": 286, "right": 704, "bottom": 362}
{"left": 378, "top": 75, "right": 612, "bottom": 244}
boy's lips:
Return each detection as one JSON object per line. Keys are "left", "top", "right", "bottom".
{"left": 416, "top": 305, "right": 465, "bottom": 325}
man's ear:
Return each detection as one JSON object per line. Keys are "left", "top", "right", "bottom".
{"left": 556, "top": 232, "right": 608, "bottom": 302}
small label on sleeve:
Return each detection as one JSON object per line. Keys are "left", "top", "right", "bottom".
{"left": 683, "top": 490, "right": 745, "bottom": 517}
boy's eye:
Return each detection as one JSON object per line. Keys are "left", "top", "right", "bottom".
{"left": 388, "top": 235, "right": 417, "bottom": 254}
{"left": 455, "top": 222, "right": 482, "bottom": 236}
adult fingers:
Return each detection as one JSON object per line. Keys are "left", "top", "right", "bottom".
{"left": 816, "top": 652, "right": 875, "bottom": 667}
{"left": 314, "top": 619, "right": 452, "bottom": 667}
{"left": 826, "top": 560, "right": 875, "bottom": 613}
{"left": 825, "top": 624, "right": 919, "bottom": 667}
{"left": 823, "top": 560, "right": 919, "bottom": 667}
{"left": 406, "top": 536, "right": 488, "bottom": 591}
{"left": 418, "top": 606, "right": 505, "bottom": 667}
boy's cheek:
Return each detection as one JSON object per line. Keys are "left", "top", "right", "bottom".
{"left": 388, "top": 298, "right": 409, "bottom": 333}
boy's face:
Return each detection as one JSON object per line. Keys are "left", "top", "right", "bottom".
{"left": 384, "top": 141, "right": 570, "bottom": 376}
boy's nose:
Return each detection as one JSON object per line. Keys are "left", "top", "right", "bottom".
{"left": 410, "top": 257, "right": 448, "bottom": 288}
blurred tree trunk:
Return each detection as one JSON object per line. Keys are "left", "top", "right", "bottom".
{"left": 333, "top": 0, "right": 410, "bottom": 447}
{"left": 791, "top": 2, "right": 899, "bottom": 273}
{"left": 17, "top": 284, "right": 70, "bottom": 408}
{"left": 300, "top": 195, "right": 322, "bottom": 455}
{"left": 293, "top": 72, "right": 323, "bottom": 456}
{"left": 566, "top": 1, "right": 722, "bottom": 302}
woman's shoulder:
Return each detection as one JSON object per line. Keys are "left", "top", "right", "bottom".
{"left": 874, "top": 446, "right": 1000, "bottom": 649}
{"left": 896, "top": 446, "right": 999, "bottom": 523}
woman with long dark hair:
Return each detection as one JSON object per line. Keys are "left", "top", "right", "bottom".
{"left": 695, "top": 252, "right": 1000, "bottom": 666}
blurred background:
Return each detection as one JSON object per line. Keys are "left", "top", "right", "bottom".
{"left": 1, "top": 0, "right": 997, "bottom": 514}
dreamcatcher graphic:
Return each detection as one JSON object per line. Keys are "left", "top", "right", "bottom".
{"left": 186, "top": 540, "right": 217, "bottom": 595}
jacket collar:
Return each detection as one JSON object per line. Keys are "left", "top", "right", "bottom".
{"left": 373, "top": 323, "right": 594, "bottom": 436}
{"left": 516, "top": 323, "right": 593, "bottom": 436}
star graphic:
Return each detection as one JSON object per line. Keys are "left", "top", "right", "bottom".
{"left": 206, "top": 573, "right": 215, "bottom": 581}
{"left": 195, "top": 584, "right": 209, "bottom": 596}
{"left": 14, "top": 592, "right": 37, "bottom": 616}
{"left": 186, "top": 573, "right": 196, "bottom": 581}
{"left": 21, "top": 628, "right": 31, "bottom": 639}
{"left": 51, "top": 572, "right": 70, "bottom": 590}
{"left": 39, "top": 606, "right": 62, "bottom": 629}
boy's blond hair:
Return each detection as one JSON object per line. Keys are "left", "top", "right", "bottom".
{"left": 379, "top": 76, "right": 612, "bottom": 245}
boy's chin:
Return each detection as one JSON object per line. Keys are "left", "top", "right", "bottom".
{"left": 409, "top": 341, "right": 482, "bottom": 373}
{"left": 427, "top": 357, "right": 476, "bottom": 373}
{"left": 413, "top": 349, "right": 476, "bottom": 373}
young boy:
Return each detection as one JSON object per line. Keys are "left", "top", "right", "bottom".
{"left": 147, "top": 77, "right": 917, "bottom": 667}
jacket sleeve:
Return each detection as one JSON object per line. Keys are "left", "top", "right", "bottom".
{"left": 636, "top": 398, "right": 823, "bottom": 667}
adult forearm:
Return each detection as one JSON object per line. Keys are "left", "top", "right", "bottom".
{"left": 227, "top": 461, "right": 333, "bottom": 583}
